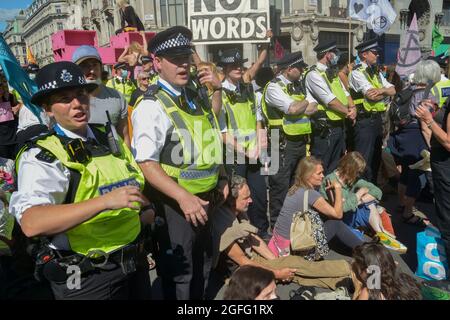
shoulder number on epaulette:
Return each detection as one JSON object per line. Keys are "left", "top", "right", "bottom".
{"left": 35, "top": 149, "right": 56, "bottom": 163}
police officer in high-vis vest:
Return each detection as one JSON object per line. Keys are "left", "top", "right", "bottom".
{"left": 9, "top": 62, "right": 154, "bottom": 300}
{"left": 217, "top": 48, "right": 269, "bottom": 239}
{"left": 106, "top": 62, "right": 137, "bottom": 104}
{"left": 349, "top": 39, "right": 396, "bottom": 183}
{"left": 428, "top": 53, "right": 450, "bottom": 108}
{"left": 131, "top": 26, "right": 228, "bottom": 300}
{"left": 262, "top": 51, "right": 318, "bottom": 227}
{"left": 305, "top": 41, "right": 357, "bottom": 174}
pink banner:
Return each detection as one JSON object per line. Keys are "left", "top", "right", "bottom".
{"left": 0, "top": 101, "right": 14, "bottom": 123}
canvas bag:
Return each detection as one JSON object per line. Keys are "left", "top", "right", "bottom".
{"left": 290, "top": 190, "right": 316, "bottom": 252}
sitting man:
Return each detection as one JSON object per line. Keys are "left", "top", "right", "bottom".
{"left": 208, "top": 174, "right": 351, "bottom": 298}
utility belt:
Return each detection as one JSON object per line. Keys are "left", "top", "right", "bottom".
{"left": 356, "top": 106, "right": 383, "bottom": 119}
{"left": 311, "top": 117, "right": 344, "bottom": 138}
{"left": 33, "top": 238, "right": 148, "bottom": 283}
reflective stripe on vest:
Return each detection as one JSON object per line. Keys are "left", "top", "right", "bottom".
{"left": 261, "top": 79, "right": 311, "bottom": 136}
{"left": 155, "top": 90, "right": 222, "bottom": 194}
{"left": 350, "top": 66, "right": 386, "bottom": 112}
{"left": 16, "top": 129, "right": 144, "bottom": 256}
{"left": 432, "top": 79, "right": 450, "bottom": 108}
{"left": 316, "top": 70, "right": 348, "bottom": 120}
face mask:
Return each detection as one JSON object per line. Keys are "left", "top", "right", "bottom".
{"left": 382, "top": 72, "right": 388, "bottom": 78}
{"left": 330, "top": 53, "right": 340, "bottom": 66}
{"left": 29, "top": 73, "right": 36, "bottom": 80}
{"left": 121, "top": 70, "right": 128, "bottom": 79}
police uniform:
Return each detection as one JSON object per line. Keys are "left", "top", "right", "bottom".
{"left": 218, "top": 49, "right": 269, "bottom": 238}
{"left": 305, "top": 41, "right": 349, "bottom": 174}
{"left": 132, "top": 27, "right": 224, "bottom": 300}
{"left": 9, "top": 62, "right": 148, "bottom": 299}
{"left": 106, "top": 62, "right": 137, "bottom": 104}
{"left": 262, "top": 51, "right": 315, "bottom": 226}
{"left": 428, "top": 54, "right": 450, "bottom": 108}
{"left": 349, "top": 39, "right": 394, "bottom": 183}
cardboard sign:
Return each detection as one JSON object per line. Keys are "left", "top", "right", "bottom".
{"left": 188, "top": 0, "right": 270, "bottom": 45}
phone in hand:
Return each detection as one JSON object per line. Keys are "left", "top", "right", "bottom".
{"left": 326, "top": 179, "right": 335, "bottom": 204}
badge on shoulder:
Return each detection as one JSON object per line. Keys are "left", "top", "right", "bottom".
{"left": 35, "top": 149, "right": 57, "bottom": 163}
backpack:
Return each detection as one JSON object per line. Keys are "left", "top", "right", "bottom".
{"left": 389, "top": 87, "right": 414, "bottom": 128}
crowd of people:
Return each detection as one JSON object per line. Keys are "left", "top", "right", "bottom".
{"left": 1, "top": 9, "right": 450, "bottom": 300}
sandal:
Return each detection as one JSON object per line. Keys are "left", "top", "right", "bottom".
{"left": 403, "top": 214, "right": 428, "bottom": 228}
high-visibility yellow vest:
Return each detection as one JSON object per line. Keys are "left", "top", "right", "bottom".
{"left": 432, "top": 79, "right": 450, "bottom": 108}
{"left": 15, "top": 125, "right": 144, "bottom": 256}
{"left": 349, "top": 65, "right": 386, "bottom": 112}
{"left": 261, "top": 79, "right": 311, "bottom": 136}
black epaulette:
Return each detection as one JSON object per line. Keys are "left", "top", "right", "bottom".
{"left": 35, "top": 149, "right": 56, "bottom": 163}
{"left": 353, "top": 64, "right": 362, "bottom": 70}
{"left": 143, "top": 84, "right": 160, "bottom": 101}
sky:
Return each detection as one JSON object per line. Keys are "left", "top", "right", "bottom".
{"left": 0, "top": 0, "right": 34, "bottom": 32}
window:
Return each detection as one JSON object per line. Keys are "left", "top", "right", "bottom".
{"left": 160, "top": 0, "right": 186, "bottom": 27}
{"left": 22, "top": 47, "right": 26, "bottom": 55}
{"left": 57, "top": 22, "right": 64, "bottom": 30}
{"left": 271, "top": 0, "right": 289, "bottom": 16}
{"left": 55, "top": 5, "right": 62, "bottom": 14}
{"left": 331, "top": 0, "right": 339, "bottom": 7}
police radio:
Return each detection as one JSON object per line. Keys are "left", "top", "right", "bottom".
{"left": 190, "top": 67, "right": 211, "bottom": 109}
{"left": 106, "top": 111, "right": 121, "bottom": 156}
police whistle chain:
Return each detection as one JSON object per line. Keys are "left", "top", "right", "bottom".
{"left": 106, "top": 110, "right": 121, "bottom": 156}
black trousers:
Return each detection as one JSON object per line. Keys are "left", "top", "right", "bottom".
{"left": 354, "top": 113, "right": 383, "bottom": 183}
{"left": 268, "top": 137, "right": 307, "bottom": 227}
{"left": 310, "top": 125, "right": 346, "bottom": 175}
{"left": 431, "top": 156, "right": 450, "bottom": 260}
{"left": 226, "top": 163, "right": 269, "bottom": 236}
{"left": 153, "top": 191, "right": 212, "bottom": 300}
{"left": 50, "top": 262, "right": 132, "bottom": 300}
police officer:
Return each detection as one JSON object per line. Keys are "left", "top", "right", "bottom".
{"left": 262, "top": 51, "right": 317, "bottom": 227}
{"left": 428, "top": 53, "right": 450, "bottom": 108}
{"left": 218, "top": 48, "right": 269, "bottom": 239}
{"left": 131, "top": 26, "right": 228, "bottom": 300}
{"left": 349, "top": 39, "right": 396, "bottom": 183}
{"left": 106, "top": 61, "right": 137, "bottom": 104}
{"left": 141, "top": 56, "right": 158, "bottom": 85}
{"left": 305, "top": 41, "right": 356, "bottom": 174}
{"left": 9, "top": 61, "right": 154, "bottom": 299}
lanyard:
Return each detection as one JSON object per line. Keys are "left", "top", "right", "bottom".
{"left": 157, "top": 80, "right": 196, "bottom": 110}
{"left": 53, "top": 124, "right": 67, "bottom": 137}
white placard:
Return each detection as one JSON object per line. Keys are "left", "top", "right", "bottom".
{"left": 188, "top": 0, "right": 270, "bottom": 45}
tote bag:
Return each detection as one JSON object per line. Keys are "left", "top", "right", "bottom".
{"left": 290, "top": 190, "right": 316, "bottom": 252}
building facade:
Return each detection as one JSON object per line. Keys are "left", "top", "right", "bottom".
{"left": 22, "top": 0, "right": 70, "bottom": 66}
{"left": 8, "top": 0, "right": 450, "bottom": 67}
{"left": 3, "top": 11, "right": 27, "bottom": 66}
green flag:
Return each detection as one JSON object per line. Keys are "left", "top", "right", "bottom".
{"left": 433, "top": 24, "right": 444, "bottom": 52}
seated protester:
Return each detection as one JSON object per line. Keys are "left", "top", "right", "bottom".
{"left": 223, "top": 265, "right": 277, "bottom": 300}
{"left": 268, "top": 157, "right": 364, "bottom": 261}
{"left": 9, "top": 62, "right": 155, "bottom": 300}
{"left": 388, "top": 60, "right": 440, "bottom": 227}
{"left": 209, "top": 174, "right": 352, "bottom": 297}
{"left": 320, "top": 152, "right": 384, "bottom": 237}
{"left": 351, "top": 240, "right": 422, "bottom": 300}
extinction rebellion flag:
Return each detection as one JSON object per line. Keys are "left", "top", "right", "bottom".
{"left": 188, "top": 0, "right": 270, "bottom": 45}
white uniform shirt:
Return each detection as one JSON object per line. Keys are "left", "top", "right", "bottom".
{"left": 305, "top": 62, "right": 350, "bottom": 106}
{"left": 349, "top": 62, "right": 394, "bottom": 95}
{"left": 9, "top": 125, "right": 98, "bottom": 250}
{"left": 441, "top": 74, "right": 449, "bottom": 81}
{"left": 131, "top": 78, "right": 183, "bottom": 162}
{"left": 264, "top": 74, "right": 317, "bottom": 114}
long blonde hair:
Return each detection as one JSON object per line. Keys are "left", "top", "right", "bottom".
{"left": 288, "top": 156, "right": 322, "bottom": 195}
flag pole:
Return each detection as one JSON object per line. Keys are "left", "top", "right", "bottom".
{"left": 349, "top": 16, "right": 352, "bottom": 63}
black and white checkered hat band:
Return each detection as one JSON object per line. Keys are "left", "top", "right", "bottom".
{"left": 319, "top": 45, "right": 336, "bottom": 54}
{"left": 288, "top": 57, "right": 304, "bottom": 67}
{"left": 221, "top": 56, "right": 236, "bottom": 64}
{"left": 39, "top": 81, "right": 57, "bottom": 91}
{"left": 154, "top": 33, "right": 191, "bottom": 54}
